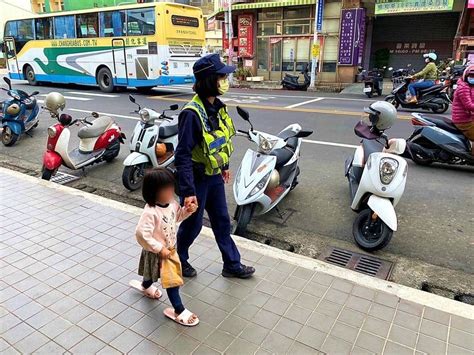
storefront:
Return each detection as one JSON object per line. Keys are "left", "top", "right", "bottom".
{"left": 367, "top": 0, "right": 465, "bottom": 70}
{"left": 454, "top": 1, "right": 474, "bottom": 62}
{"left": 211, "top": 0, "right": 342, "bottom": 82}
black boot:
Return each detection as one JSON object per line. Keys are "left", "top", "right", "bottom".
{"left": 222, "top": 264, "right": 255, "bottom": 279}
{"left": 182, "top": 261, "right": 197, "bottom": 278}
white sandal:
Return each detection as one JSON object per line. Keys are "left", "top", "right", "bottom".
{"left": 129, "top": 280, "right": 162, "bottom": 299}
{"left": 163, "top": 307, "right": 199, "bottom": 327}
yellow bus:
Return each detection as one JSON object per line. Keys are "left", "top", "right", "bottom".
{"left": 3, "top": 2, "right": 205, "bottom": 92}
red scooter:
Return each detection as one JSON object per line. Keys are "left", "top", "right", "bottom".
{"left": 41, "top": 108, "right": 125, "bottom": 180}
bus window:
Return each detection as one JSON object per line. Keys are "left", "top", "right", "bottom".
{"left": 99, "top": 11, "right": 126, "bottom": 37}
{"left": 76, "top": 13, "right": 99, "bottom": 38}
{"left": 36, "top": 18, "right": 54, "bottom": 40}
{"left": 127, "top": 8, "right": 155, "bottom": 36}
{"left": 54, "top": 16, "right": 75, "bottom": 39}
{"left": 4, "top": 21, "right": 18, "bottom": 38}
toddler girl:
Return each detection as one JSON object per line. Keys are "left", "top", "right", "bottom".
{"left": 130, "top": 168, "right": 199, "bottom": 326}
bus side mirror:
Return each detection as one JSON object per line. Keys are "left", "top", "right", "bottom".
{"left": 169, "top": 104, "right": 179, "bottom": 111}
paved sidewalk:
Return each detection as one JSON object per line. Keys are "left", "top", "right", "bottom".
{"left": 1, "top": 167, "right": 473, "bottom": 355}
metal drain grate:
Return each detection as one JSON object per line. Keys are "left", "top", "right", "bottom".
{"left": 50, "top": 172, "right": 81, "bottom": 185}
{"left": 318, "top": 247, "right": 394, "bottom": 280}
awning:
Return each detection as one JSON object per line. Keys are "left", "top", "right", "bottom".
{"left": 208, "top": 0, "right": 315, "bottom": 20}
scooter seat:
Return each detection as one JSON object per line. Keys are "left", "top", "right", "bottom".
{"left": 78, "top": 116, "right": 113, "bottom": 139}
{"left": 270, "top": 137, "right": 298, "bottom": 167}
{"left": 284, "top": 73, "right": 300, "bottom": 80}
{"left": 423, "top": 116, "right": 459, "bottom": 134}
{"left": 418, "top": 84, "right": 443, "bottom": 95}
{"left": 362, "top": 139, "right": 384, "bottom": 163}
{"left": 159, "top": 122, "right": 178, "bottom": 139}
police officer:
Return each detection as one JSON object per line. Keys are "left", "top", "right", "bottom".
{"left": 175, "top": 54, "right": 255, "bottom": 279}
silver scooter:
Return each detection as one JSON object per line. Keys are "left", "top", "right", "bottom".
{"left": 122, "top": 95, "right": 179, "bottom": 190}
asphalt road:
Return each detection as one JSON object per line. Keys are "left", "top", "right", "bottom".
{"left": 1, "top": 80, "right": 472, "bottom": 280}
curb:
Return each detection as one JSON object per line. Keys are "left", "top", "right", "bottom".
{"left": 2, "top": 166, "right": 473, "bottom": 319}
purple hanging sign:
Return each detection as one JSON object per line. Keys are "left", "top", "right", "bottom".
{"left": 338, "top": 8, "right": 366, "bottom": 66}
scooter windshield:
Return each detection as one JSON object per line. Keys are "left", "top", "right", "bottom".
{"left": 354, "top": 121, "right": 381, "bottom": 140}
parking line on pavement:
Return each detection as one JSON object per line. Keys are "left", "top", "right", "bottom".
{"left": 285, "top": 97, "right": 324, "bottom": 109}
{"left": 303, "top": 139, "right": 358, "bottom": 149}
{"left": 66, "top": 91, "right": 120, "bottom": 98}
{"left": 69, "top": 108, "right": 139, "bottom": 120}
{"left": 39, "top": 94, "right": 92, "bottom": 101}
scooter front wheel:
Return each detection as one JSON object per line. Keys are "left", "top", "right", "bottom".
{"left": 122, "top": 164, "right": 147, "bottom": 191}
{"left": 233, "top": 204, "right": 255, "bottom": 236}
{"left": 353, "top": 209, "right": 393, "bottom": 252}
{"left": 2, "top": 127, "right": 19, "bottom": 146}
{"left": 41, "top": 166, "right": 56, "bottom": 181}
{"left": 384, "top": 96, "right": 399, "bottom": 109}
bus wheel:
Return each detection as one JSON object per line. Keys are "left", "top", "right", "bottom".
{"left": 25, "top": 65, "right": 38, "bottom": 86}
{"left": 97, "top": 67, "right": 115, "bottom": 93}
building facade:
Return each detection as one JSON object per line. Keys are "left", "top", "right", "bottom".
{"left": 210, "top": 0, "right": 468, "bottom": 83}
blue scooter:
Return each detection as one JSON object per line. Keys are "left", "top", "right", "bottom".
{"left": 1, "top": 77, "right": 40, "bottom": 146}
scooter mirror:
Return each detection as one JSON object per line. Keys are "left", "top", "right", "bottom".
{"left": 31, "top": 91, "right": 40, "bottom": 96}
{"left": 91, "top": 112, "right": 99, "bottom": 118}
{"left": 129, "top": 94, "right": 136, "bottom": 103}
{"left": 169, "top": 104, "right": 179, "bottom": 111}
{"left": 236, "top": 106, "right": 250, "bottom": 121}
{"left": 3, "top": 76, "right": 12, "bottom": 89}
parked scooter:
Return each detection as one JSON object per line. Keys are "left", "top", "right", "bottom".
{"left": 1, "top": 77, "right": 40, "bottom": 146}
{"left": 385, "top": 76, "right": 450, "bottom": 113}
{"left": 122, "top": 95, "right": 179, "bottom": 191}
{"left": 362, "top": 68, "right": 384, "bottom": 98}
{"left": 403, "top": 113, "right": 473, "bottom": 166}
{"left": 281, "top": 64, "right": 310, "bottom": 91}
{"left": 232, "top": 106, "right": 312, "bottom": 235}
{"left": 41, "top": 92, "right": 126, "bottom": 180}
{"left": 345, "top": 102, "right": 408, "bottom": 251}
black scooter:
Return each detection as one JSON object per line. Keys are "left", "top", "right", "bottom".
{"left": 403, "top": 113, "right": 473, "bottom": 166}
{"left": 282, "top": 65, "right": 310, "bottom": 91}
{"left": 362, "top": 68, "right": 384, "bottom": 98}
{"left": 385, "top": 77, "right": 450, "bottom": 114}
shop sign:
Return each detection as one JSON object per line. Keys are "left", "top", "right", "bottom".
{"left": 222, "top": 21, "right": 229, "bottom": 51}
{"left": 316, "top": 0, "right": 325, "bottom": 32}
{"left": 469, "top": 0, "right": 474, "bottom": 8}
{"left": 389, "top": 42, "right": 437, "bottom": 55}
{"left": 238, "top": 14, "right": 254, "bottom": 57}
{"left": 375, "top": 0, "right": 454, "bottom": 14}
{"left": 338, "top": 8, "right": 366, "bottom": 66}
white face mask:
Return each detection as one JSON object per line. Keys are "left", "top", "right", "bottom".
{"left": 425, "top": 58, "right": 430, "bottom": 63}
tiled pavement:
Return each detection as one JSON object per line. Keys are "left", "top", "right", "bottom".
{"left": 1, "top": 168, "right": 473, "bottom": 355}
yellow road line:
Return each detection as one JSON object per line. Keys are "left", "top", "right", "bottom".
{"left": 147, "top": 95, "right": 412, "bottom": 120}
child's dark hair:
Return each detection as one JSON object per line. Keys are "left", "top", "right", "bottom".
{"left": 193, "top": 73, "right": 220, "bottom": 98}
{"left": 142, "top": 168, "right": 175, "bottom": 206}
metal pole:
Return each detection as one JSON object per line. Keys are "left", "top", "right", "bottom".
{"left": 309, "top": 0, "right": 319, "bottom": 88}
{"left": 227, "top": 0, "right": 234, "bottom": 84}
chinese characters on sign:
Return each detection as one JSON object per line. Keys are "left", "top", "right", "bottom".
{"left": 238, "top": 14, "right": 254, "bottom": 57}
{"left": 316, "top": 0, "right": 324, "bottom": 32}
{"left": 389, "top": 42, "right": 436, "bottom": 55}
{"left": 338, "top": 8, "right": 366, "bottom": 66}
{"left": 375, "top": 0, "right": 454, "bottom": 14}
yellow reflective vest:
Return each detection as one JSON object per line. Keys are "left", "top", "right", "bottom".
{"left": 183, "top": 95, "right": 235, "bottom": 176}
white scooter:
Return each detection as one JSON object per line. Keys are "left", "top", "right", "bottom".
{"left": 344, "top": 121, "right": 407, "bottom": 251}
{"left": 233, "top": 106, "right": 312, "bottom": 235}
{"left": 122, "top": 95, "right": 179, "bottom": 190}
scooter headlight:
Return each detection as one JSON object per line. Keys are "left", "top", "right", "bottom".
{"left": 139, "top": 109, "right": 152, "bottom": 123}
{"left": 250, "top": 171, "right": 271, "bottom": 197}
{"left": 379, "top": 158, "right": 398, "bottom": 185}
{"left": 258, "top": 135, "right": 277, "bottom": 154}
{"left": 47, "top": 126, "right": 57, "bottom": 138}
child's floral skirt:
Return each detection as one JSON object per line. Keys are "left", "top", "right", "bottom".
{"left": 138, "top": 249, "right": 160, "bottom": 282}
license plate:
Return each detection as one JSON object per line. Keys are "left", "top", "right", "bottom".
{"left": 453, "top": 84, "right": 457, "bottom": 90}
{"left": 363, "top": 87, "right": 372, "bottom": 93}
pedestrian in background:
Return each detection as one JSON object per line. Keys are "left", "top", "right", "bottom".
{"left": 175, "top": 54, "right": 255, "bottom": 279}
{"left": 452, "top": 65, "right": 474, "bottom": 156}
{"left": 130, "top": 168, "right": 199, "bottom": 327}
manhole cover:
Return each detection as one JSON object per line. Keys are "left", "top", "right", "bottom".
{"left": 49, "top": 172, "right": 81, "bottom": 185}
{"left": 318, "top": 247, "right": 394, "bottom": 280}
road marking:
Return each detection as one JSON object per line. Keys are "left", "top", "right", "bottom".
{"left": 303, "top": 139, "right": 358, "bottom": 149}
{"left": 69, "top": 108, "right": 140, "bottom": 120}
{"left": 285, "top": 97, "right": 324, "bottom": 109}
{"left": 66, "top": 91, "right": 120, "bottom": 98}
{"left": 147, "top": 95, "right": 412, "bottom": 119}
{"left": 39, "top": 94, "right": 92, "bottom": 101}
{"left": 229, "top": 91, "right": 377, "bottom": 102}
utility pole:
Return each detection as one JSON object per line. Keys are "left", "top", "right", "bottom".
{"left": 310, "top": 0, "right": 323, "bottom": 89}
